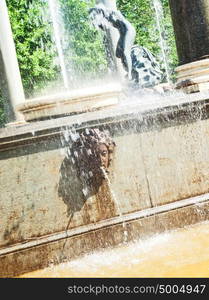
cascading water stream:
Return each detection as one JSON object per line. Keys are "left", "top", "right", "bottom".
{"left": 48, "top": 0, "right": 69, "bottom": 89}
{"left": 152, "top": 0, "right": 171, "bottom": 84}
{"left": 100, "top": 167, "right": 128, "bottom": 243}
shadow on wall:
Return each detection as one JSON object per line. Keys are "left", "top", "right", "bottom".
{"left": 58, "top": 128, "right": 117, "bottom": 224}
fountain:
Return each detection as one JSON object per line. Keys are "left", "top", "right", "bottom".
{"left": 48, "top": 0, "right": 69, "bottom": 89}
{"left": 14, "top": 1, "right": 121, "bottom": 122}
{"left": 152, "top": 0, "right": 171, "bottom": 84}
{"left": 0, "top": 0, "right": 209, "bottom": 277}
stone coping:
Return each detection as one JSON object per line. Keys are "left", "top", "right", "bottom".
{"left": 16, "top": 83, "right": 121, "bottom": 122}
{"left": 18, "top": 84, "right": 121, "bottom": 110}
{"left": 176, "top": 59, "right": 209, "bottom": 72}
{"left": 0, "top": 90, "right": 209, "bottom": 150}
{"left": 175, "top": 59, "right": 209, "bottom": 93}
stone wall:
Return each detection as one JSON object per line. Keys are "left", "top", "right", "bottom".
{"left": 0, "top": 93, "right": 209, "bottom": 276}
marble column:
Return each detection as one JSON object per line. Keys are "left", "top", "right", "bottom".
{"left": 0, "top": 0, "right": 25, "bottom": 123}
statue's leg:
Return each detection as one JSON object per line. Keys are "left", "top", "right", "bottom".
{"left": 116, "top": 27, "right": 136, "bottom": 81}
{"left": 123, "top": 49, "right": 133, "bottom": 80}
{"left": 116, "top": 37, "right": 132, "bottom": 78}
{"left": 115, "top": 38, "right": 124, "bottom": 59}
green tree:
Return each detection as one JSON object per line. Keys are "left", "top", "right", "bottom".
{"left": 117, "top": 0, "right": 178, "bottom": 78}
{"left": 59, "top": 0, "right": 107, "bottom": 84}
{"left": 6, "top": 0, "right": 59, "bottom": 97}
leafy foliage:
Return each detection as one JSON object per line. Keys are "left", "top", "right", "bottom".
{"left": 6, "top": 0, "right": 59, "bottom": 96}
{"left": 59, "top": 0, "right": 107, "bottom": 83}
{"left": 117, "top": 0, "right": 178, "bottom": 78}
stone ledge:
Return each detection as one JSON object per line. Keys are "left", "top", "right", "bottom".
{"left": 1, "top": 92, "right": 209, "bottom": 152}
{"left": 176, "top": 59, "right": 209, "bottom": 93}
{"left": 16, "top": 83, "right": 121, "bottom": 122}
{"left": 0, "top": 196, "right": 208, "bottom": 277}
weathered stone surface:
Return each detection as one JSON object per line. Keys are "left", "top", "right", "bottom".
{"left": 0, "top": 129, "right": 151, "bottom": 248}
{"left": 1, "top": 94, "right": 209, "bottom": 276}
{"left": 141, "top": 119, "right": 209, "bottom": 206}
{"left": 109, "top": 133, "right": 151, "bottom": 214}
{"left": 0, "top": 201, "right": 208, "bottom": 278}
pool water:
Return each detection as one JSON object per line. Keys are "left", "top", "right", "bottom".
{"left": 19, "top": 221, "right": 209, "bottom": 278}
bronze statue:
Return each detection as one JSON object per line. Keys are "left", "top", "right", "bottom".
{"left": 89, "top": 3, "right": 163, "bottom": 89}
{"left": 89, "top": 3, "right": 136, "bottom": 81}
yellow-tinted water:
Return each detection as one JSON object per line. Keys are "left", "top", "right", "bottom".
{"left": 20, "top": 221, "right": 209, "bottom": 278}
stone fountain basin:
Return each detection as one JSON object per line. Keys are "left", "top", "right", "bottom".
{"left": 1, "top": 90, "right": 209, "bottom": 277}
{"left": 16, "top": 83, "right": 121, "bottom": 122}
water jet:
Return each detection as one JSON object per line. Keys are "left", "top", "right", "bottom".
{"left": 0, "top": 0, "right": 209, "bottom": 277}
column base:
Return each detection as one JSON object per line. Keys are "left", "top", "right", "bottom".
{"left": 5, "top": 120, "right": 27, "bottom": 127}
{"left": 16, "top": 83, "right": 121, "bottom": 122}
{"left": 175, "top": 59, "right": 209, "bottom": 93}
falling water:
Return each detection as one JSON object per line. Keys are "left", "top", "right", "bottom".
{"left": 48, "top": 0, "right": 69, "bottom": 89}
{"left": 152, "top": 0, "right": 171, "bottom": 84}
{"left": 100, "top": 167, "right": 128, "bottom": 243}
